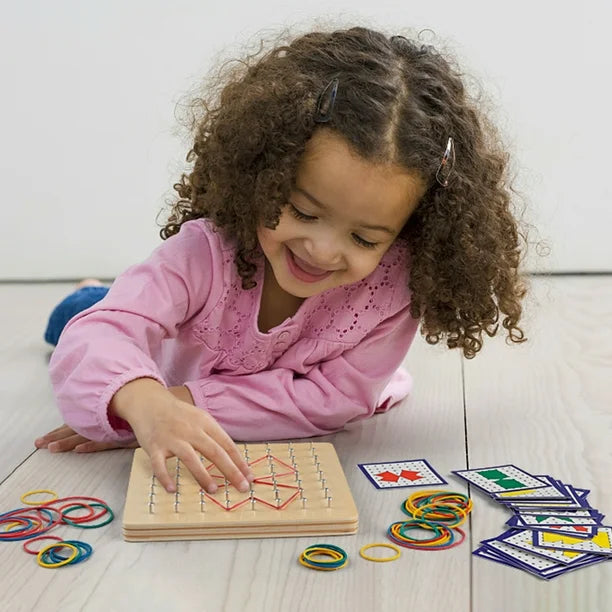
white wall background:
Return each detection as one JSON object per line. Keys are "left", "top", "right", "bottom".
{"left": 1, "top": 0, "right": 611, "bottom": 279}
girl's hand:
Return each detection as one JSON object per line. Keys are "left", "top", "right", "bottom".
{"left": 34, "top": 424, "right": 139, "bottom": 453}
{"left": 111, "top": 378, "right": 255, "bottom": 494}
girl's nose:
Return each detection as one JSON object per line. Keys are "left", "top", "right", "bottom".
{"left": 304, "top": 233, "right": 343, "bottom": 268}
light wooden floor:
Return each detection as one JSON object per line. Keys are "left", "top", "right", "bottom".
{"left": 0, "top": 277, "right": 610, "bottom": 612}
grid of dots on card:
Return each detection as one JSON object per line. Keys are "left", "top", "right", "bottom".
{"left": 122, "top": 442, "right": 358, "bottom": 541}
{"left": 453, "top": 465, "right": 547, "bottom": 494}
{"left": 358, "top": 460, "right": 447, "bottom": 489}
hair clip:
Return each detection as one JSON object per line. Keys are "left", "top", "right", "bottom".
{"left": 435, "top": 137, "right": 455, "bottom": 187}
{"left": 314, "top": 78, "right": 339, "bottom": 123}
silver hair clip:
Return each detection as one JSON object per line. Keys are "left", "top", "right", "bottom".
{"left": 435, "top": 137, "right": 455, "bottom": 187}
{"left": 314, "top": 78, "right": 339, "bottom": 123}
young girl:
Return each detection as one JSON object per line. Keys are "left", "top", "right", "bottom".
{"left": 36, "top": 27, "right": 527, "bottom": 494}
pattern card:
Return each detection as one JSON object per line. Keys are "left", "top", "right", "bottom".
{"left": 453, "top": 465, "right": 547, "bottom": 494}
{"left": 473, "top": 543, "right": 607, "bottom": 580}
{"left": 494, "top": 475, "right": 570, "bottom": 502}
{"left": 517, "top": 508, "right": 601, "bottom": 519}
{"left": 507, "top": 515, "right": 596, "bottom": 537}
{"left": 534, "top": 527, "right": 612, "bottom": 556}
{"left": 358, "top": 459, "right": 446, "bottom": 489}
{"left": 499, "top": 529, "right": 587, "bottom": 565}
{"left": 510, "top": 513, "right": 599, "bottom": 527}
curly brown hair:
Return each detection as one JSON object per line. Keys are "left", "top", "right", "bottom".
{"left": 162, "top": 26, "right": 528, "bottom": 358}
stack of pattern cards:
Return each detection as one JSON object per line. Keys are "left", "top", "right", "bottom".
{"left": 453, "top": 464, "right": 612, "bottom": 580}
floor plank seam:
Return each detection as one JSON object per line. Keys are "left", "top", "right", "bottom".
{"left": 1, "top": 448, "right": 39, "bottom": 487}
{"left": 461, "top": 357, "right": 474, "bottom": 612}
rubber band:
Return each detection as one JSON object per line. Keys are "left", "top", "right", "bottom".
{"left": 299, "top": 544, "right": 348, "bottom": 571}
{"left": 389, "top": 490, "right": 472, "bottom": 551}
{"left": 413, "top": 505, "right": 467, "bottom": 528}
{"left": 23, "top": 535, "right": 64, "bottom": 555}
{"left": 46, "top": 540, "right": 92, "bottom": 565}
{"left": 0, "top": 506, "right": 62, "bottom": 541}
{"left": 387, "top": 520, "right": 466, "bottom": 551}
{"left": 359, "top": 543, "right": 401, "bottom": 562}
{"left": 20, "top": 489, "right": 59, "bottom": 506}
{"left": 0, "top": 517, "right": 35, "bottom": 535}
{"left": 57, "top": 502, "right": 96, "bottom": 523}
{"left": 37, "top": 542, "right": 79, "bottom": 568}
{"left": 61, "top": 502, "right": 114, "bottom": 528}
{"left": 403, "top": 491, "right": 472, "bottom": 519}
{"left": 4, "top": 521, "right": 23, "bottom": 532}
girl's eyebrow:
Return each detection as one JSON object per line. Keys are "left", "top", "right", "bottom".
{"left": 294, "top": 186, "right": 396, "bottom": 235}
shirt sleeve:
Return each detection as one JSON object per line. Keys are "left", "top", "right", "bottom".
{"left": 184, "top": 304, "right": 419, "bottom": 441}
{"left": 48, "top": 222, "right": 218, "bottom": 443}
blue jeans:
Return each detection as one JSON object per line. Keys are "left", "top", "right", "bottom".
{"left": 44, "top": 286, "right": 110, "bottom": 346}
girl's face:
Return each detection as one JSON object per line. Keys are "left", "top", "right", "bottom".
{"left": 257, "top": 129, "right": 425, "bottom": 299}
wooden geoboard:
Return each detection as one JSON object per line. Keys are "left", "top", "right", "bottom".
{"left": 123, "top": 442, "right": 359, "bottom": 541}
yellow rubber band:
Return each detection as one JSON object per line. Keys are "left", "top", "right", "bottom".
{"left": 4, "top": 521, "right": 22, "bottom": 532}
{"left": 404, "top": 489, "right": 449, "bottom": 515}
{"left": 20, "top": 489, "right": 59, "bottom": 506}
{"left": 298, "top": 556, "right": 348, "bottom": 571}
{"left": 359, "top": 542, "right": 401, "bottom": 562}
{"left": 37, "top": 542, "right": 78, "bottom": 568}
{"left": 303, "top": 548, "right": 344, "bottom": 562}
{"left": 412, "top": 504, "right": 468, "bottom": 527}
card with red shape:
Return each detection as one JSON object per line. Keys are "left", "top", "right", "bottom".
{"left": 358, "top": 459, "right": 447, "bottom": 489}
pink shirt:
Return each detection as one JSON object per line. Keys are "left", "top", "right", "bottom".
{"left": 49, "top": 220, "right": 418, "bottom": 442}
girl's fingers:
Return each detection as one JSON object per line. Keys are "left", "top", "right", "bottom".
{"left": 74, "top": 441, "right": 118, "bottom": 453}
{"left": 176, "top": 446, "right": 220, "bottom": 494}
{"left": 193, "top": 438, "right": 250, "bottom": 494}
{"left": 48, "top": 434, "right": 89, "bottom": 452}
{"left": 203, "top": 417, "right": 254, "bottom": 482}
{"left": 43, "top": 424, "right": 71, "bottom": 437}
{"left": 34, "top": 425, "right": 74, "bottom": 447}
{"left": 150, "top": 452, "right": 177, "bottom": 493}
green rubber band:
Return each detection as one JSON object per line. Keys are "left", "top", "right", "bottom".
{"left": 62, "top": 503, "right": 114, "bottom": 528}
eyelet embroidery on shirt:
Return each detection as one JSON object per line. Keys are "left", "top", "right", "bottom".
{"left": 192, "top": 240, "right": 410, "bottom": 371}
{"left": 300, "top": 243, "right": 409, "bottom": 342}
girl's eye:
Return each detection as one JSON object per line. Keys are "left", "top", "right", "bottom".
{"left": 289, "top": 203, "right": 317, "bottom": 222}
{"left": 289, "top": 203, "right": 378, "bottom": 249}
{"left": 352, "top": 234, "right": 378, "bottom": 249}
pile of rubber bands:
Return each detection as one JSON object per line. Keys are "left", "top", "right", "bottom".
{"left": 0, "top": 489, "right": 114, "bottom": 568}
{"left": 299, "top": 543, "right": 348, "bottom": 571}
{"left": 387, "top": 490, "right": 472, "bottom": 551}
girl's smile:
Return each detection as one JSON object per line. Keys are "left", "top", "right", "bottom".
{"left": 285, "top": 246, "right": 337, "bottom": 283}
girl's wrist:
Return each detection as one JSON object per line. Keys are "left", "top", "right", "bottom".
{"left": 109, "top": 377, "right": 167, "bottom": 421}
{"left": 168, "top": 385, "right": 195, "bottom": 405}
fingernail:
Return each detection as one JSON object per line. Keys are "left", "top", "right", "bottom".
{"left": 238, "top": 480, "right": 249, "bottom": 493}
{"left": 48, "top": 443, "right": 57, "bottom": 452}
{"left": 207, "top": 484, "right": 218, "bottom": 494}
{"left": 166, "top": 484, "right": 176, "bottom": 493}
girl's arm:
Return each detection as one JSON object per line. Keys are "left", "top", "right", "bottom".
{"left": 184, "top": 304, "right": 419, "bottom": 441}
{"left": 34, "top": 385, "right": 194, "bottom": 452}
{"left": 47, "top": 222, "right": 252, "bottom": 492}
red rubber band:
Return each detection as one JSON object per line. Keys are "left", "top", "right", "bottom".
{"left": 23, "top": 535, "right": 63, "bottom": 555}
